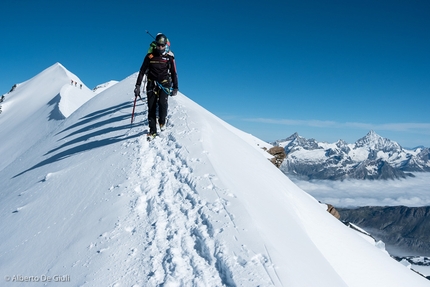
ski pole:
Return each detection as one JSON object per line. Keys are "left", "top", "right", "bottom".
{"left": 131, "top": 95, "right": 138, "bottom": 124}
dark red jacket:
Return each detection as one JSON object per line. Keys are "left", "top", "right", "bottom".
{"left": 136, "top": 50, "right": 178, "bottom": 90}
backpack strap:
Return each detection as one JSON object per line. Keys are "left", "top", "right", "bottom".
{"left": 147, "top": 41, "right": 157, "bottom": 54}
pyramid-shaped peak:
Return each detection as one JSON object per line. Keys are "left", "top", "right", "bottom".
{"left": 360, "top": 130, "right": 384, "bottom": 143}
{"left": 356, "top": 130, "right": 383, "bottom": 144}
{"left": 366, "top": 130, "right": 381, "bottom": 138}
{"left": 355, "top": 130, "right": 402, "bottom": 151}
{"left": 53, "top": 62, "right": 65, "bottom": 68}
{"left": 286, "top": 132, "right": 301, "bottom": 140}
{"left": 43, "top": 62, "right": 71, "bottom": 76}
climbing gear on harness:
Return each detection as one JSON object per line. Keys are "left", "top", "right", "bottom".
{"left": 155, "top": 80, "right": 172, "bottom": 96}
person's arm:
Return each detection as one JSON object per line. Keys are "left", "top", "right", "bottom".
{"left": 136, "top": 55, "right": 150, "bottom": 86}
{"left": 134, "top": 55, "right": 150, "bottom": 96}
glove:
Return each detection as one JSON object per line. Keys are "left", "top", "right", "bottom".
{"left": 171, "top": 88, "right": 178, "bottom": 97}
{"left": 134, "top": 85, "right": 140, "bottom": 97}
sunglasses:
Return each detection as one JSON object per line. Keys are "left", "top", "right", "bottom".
{"left": 156, "top": 43, "right": 166, "bottom": 48}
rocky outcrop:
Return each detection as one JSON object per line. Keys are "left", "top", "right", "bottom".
{"left": 350, "top": 158, "right": 413, "bottom": 180}
{"left": 9, "top": 84, "right": 17, "bottom": 93}
{"left": 326, "top": 204, "right": 340, "bottom": 219}
{"left": 267, "top": 146, "right": 286, "bottom": 168}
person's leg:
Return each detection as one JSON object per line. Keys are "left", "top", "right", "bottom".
{"left": 146, "top": 82, "right": 157, "bottom": 134}
{"left": 158, "top": 88, "right": 169, "bottom": 127}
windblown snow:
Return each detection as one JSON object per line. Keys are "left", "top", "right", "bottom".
{"left": 0, "top": 63, "right": 428, "bottom": 286}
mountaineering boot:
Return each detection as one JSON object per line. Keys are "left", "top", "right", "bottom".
{"left": 147, "top": 132, "right": 157, "bottom": 142}
{"left": 159, "top": 118, "right": 168, "bottom": 132}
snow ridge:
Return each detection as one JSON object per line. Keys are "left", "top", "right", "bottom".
{"left": 83, "top": 96, "right": 276, "bottom": 286}
{"left": 92, "top": 80, "right": 119, "bottom": 95}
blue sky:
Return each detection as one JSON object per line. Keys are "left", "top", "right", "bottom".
{"left": 1, "top": 0, "right": 430, "bottom": 147}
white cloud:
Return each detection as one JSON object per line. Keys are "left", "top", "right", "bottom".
{"left": 290, "top": 173, "right": 430, "bottom": 207}
{"left": 245, "top": 118, "right": 430, "bottom": 135}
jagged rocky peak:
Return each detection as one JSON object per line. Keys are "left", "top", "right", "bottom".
{"left": 285, "top": 132, "right": 300, "bottom": 141}
{"left": 418, "top": 148, "right": 430, "bottom": 160}
{"left": 355, "top": 130, "right": 402, "bottom": 152}
{"left": 274, "top": 132, "right": 300, "bottom": 145}
{"left": 335, "top": 139, "right": 351, "bottom": 153}
{"left": 336, "top": 139, "right": 348, "bottom": 146}
{"left": 279, "top": 132, "right": 320, "bottom": 152}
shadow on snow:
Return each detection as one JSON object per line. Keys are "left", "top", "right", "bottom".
{"left": 13, "top": 101, "right": 147, "bottom": 178}
{"left": 55, "top": 101, "right": 144, "bottom": 135}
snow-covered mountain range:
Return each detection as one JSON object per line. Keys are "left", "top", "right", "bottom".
{"left": 274, "top": 131, "right": 430, "bottom": 180}
{"left": 1, "top": 63, "right": 429, "bottom": 286}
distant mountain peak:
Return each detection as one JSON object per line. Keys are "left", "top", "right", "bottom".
{"left": 355, "top": 130, "right": 402, "bottom": 151}
{"left": 361, "top": 130, "right": 382, "bottom": 141}
{"left": 287, "top": 132, "right": 300, "bottom": 139}
{"left": 335, "top": 139, "right": 348, "bottom": 146}
{"left": 275, "top": 132, "right": 320, "bottom": 151}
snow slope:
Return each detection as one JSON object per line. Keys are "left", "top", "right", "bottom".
{"left": 0, "top": 65, "right": 428, "bottom": 286}
{"left": 0, "top": 63, "right": 95, "bottom": 171}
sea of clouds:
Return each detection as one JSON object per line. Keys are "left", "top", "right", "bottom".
{"left": 291, "top": 173, "right": 430, "bottom": 208}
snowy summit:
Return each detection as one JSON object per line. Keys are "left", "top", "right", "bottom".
{"left": 0, "top": 63, "right": 428, "bottom": 286}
